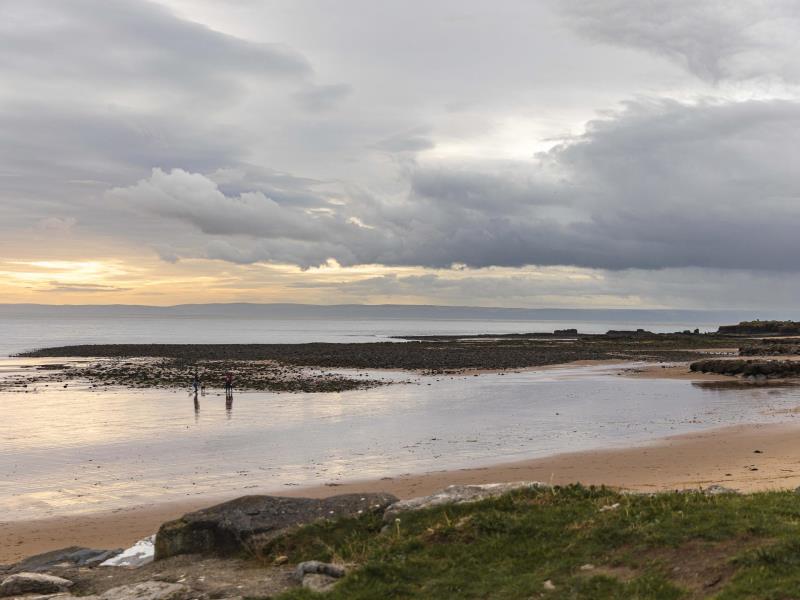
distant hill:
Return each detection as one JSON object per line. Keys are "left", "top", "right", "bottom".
{"left": 0, "top": 303, "right": 794, "bottom": 323}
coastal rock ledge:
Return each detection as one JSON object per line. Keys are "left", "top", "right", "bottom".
{"left": 155, "top": 493, "right": 398, "bottom": 560}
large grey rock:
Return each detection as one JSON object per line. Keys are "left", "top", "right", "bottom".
{"left": 6, "top": 547, "right": 121, "bottom": 574}
{"left": 155, "top": 493, "right": 398, "bottom": 559}
{"left": 302, "top": 574, "right": 337, "bottom": 593}
{"left": 384, "top": 482, "right": 549, "bottom": 520}
{"left": 294, "top": 561, "right": 346, "bottom": 581}
{"left": 0, "top": 573, "right": 73, "bottom": 597}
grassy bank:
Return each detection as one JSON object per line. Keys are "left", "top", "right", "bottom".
{"left": 271, "top": 485, "right": 800, "bottom": 599}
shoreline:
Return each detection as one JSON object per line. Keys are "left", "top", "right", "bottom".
{"left": 4, "top": 420, "right": 800, "bottom": 564}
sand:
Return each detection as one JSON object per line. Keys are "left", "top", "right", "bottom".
{"left": 4, "top": 421, "right": 800, "bottom": 564}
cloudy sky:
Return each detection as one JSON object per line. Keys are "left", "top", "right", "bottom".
{"left": 2, "top": 0, "right": 799, "bottom": 308}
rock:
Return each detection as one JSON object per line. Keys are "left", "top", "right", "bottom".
{"left": 93, "top": 581, "right": 195, "bottom": 600}
{"left": 543, "top": 579, "right": 556, "bottom": 590}
{"left": 703, "top": 484, "right": 739, "bottom": 495}
{"left": 599, "top": 503, "right": 620, "bottom": 512}
{"left": 302, "top": 574, "right": 337, "bottom": 592}
{"left": 0, "top": 573, "right": 73, "bottom": 597}
{"left": 384, "top": 482, "right": 548, "bottom": 520}
{"left": 155, "top": 493, "right": 398, "bottom": 559}
{"left": 99, "top": 536, "right": 155, "bottom": 568}
{"left": 272, "top": 555, "right": 289, "bottom": 566}
{"left": 294, "top": 561, "right": 346, "bottom": 581}
{"left": 7, "top": 547, "right": 122, "bottom": 574}
{"left": 579, "top": 564, "right": 595, "bottom": 571}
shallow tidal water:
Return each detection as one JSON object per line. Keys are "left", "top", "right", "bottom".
{"left": 3, "top": 359, "right": 800, "bottom": 521}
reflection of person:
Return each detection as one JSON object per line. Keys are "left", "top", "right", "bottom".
{"left": 193, "top": 391, "right": 200, "bottom": 414}
{"left": 225, "top": 393, "right": 233, "bottom": 419}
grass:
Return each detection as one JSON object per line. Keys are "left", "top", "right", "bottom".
{"left": 266, "top": 485, "right": 800, "bottom": 599}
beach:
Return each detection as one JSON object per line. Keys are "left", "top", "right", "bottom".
{"left": 5, "top": 330, "right": 800, "bottom": 566}
{"left": 3, "top": 420, "right": 800, "bottom": 564}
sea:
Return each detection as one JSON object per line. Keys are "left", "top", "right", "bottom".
{"left": 0, "top": 304, "right": 774, "bottom": 357}
{"left": 4, "top": 305, "right": 800, "bottom": 521}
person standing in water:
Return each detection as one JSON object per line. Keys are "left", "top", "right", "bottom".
{"left": 224, "top": 371, "right": 234, "bottom": 398}
{"left": 192, "top": 368, "right": 201, "bottom": 395}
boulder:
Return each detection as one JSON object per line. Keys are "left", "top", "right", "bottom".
{"left": 294, "top": 561, "right": 346, "bottom": 581}
{"left": 155, "top": 493, "right": 398, "bottom": 559}
{"left": 0, "top": 573, "right": 73, "bottom": 597}
{"left": 301, "top": 574, "right": 337, "bottom": 593}
{"left": 6, "top": 547, "right": 121, "bottom": 574}
{"left": 384, "top": 482, "right": 548, "bottom": 520}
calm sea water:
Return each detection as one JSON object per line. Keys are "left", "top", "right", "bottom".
{"left": 0, "top": 315, "right": 723, "bottom": 356}
{"left": 2, "top": 360, "right": 800, "bottom": 520}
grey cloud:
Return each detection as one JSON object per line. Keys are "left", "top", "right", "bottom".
{"left": 44, "top": 282, "right": 131, "bottom": 293}
{"left": 0, "top": 0, "right": 311, "bottom": 99}
{"left": 374, "top": 129, "right": 436, "bottom": 153}
{"left": 557, "top": 0, "right": 800, "bottom": 82}
{"left": 293, "top": 83, "right": 353, "bottom": 111}
{"left": 112, "top": 99, "right": 800, "bottom": 272}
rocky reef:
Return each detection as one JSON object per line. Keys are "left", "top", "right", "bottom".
{"left": 690, "top": 358, "right": 800, "bottom": 378}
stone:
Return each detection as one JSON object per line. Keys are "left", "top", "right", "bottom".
{"left": 599, "top": 503, "right": 620, "bottom": 512}
{"left": 703, "top": 484, "right": 739, "bottom": 495}
{"left": 6, "top": 547, "right": 122, "bottom": 574}
{"left": 294, "top": 561, "right": 346, "bottom": 581}
{"left": 302, "top": 574, "right": 338, "bottom": 593}
{"left": 0, "top": 573, "right": 73, "bottom": 597}
{"left": 383, "top": 482, "right": 548, "bottom": 520}
{"left": 92, "top": 581, "right": 195, "bottom": 600}
{"left": 155, "top": 493, "right": 398, "bottom": 559}
{"left": 543, "top": 579, "right": 556, "bottom": 590}
{"left": 579, "top": 564, "right": 595, "bottom": 571}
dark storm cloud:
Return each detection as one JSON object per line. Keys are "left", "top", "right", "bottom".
{"left": 112, "top": 98, "right": 800, "bottom": 271}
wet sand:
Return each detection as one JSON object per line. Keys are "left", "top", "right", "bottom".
{"left": 623, "top": 362, "right": 731, "bottom": 381}
{"left": 4, "top": 421, "right": 800, "bottom": 564}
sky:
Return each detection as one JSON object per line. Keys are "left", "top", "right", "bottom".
{"left": 2, "top": 0, "right": 800, "bottom": 308}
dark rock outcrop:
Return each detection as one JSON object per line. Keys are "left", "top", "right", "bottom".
{"left": 154, "top": 493, "right": 397, "bottom": 560}
{"left": 690, "top": 359, "right": 800, "bottom": 378}
{"left": 739, "top": 343, "right": 800, "bottom": 356}
{"left": 553, "top": 329, "right": 578, "bottom": 336}
{"left": 718, "top": 320, "right": 800, "bottom": 335}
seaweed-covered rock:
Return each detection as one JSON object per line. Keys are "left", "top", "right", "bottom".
{"left": 690, "top": 359, "right": 800, "bottom": 378}
{"left": 155, "top": 493, "right": 397, "bottom": 560}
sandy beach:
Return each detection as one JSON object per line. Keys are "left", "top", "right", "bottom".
{"left": 4, "top": 420, "right": 800, "bottom": 564}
